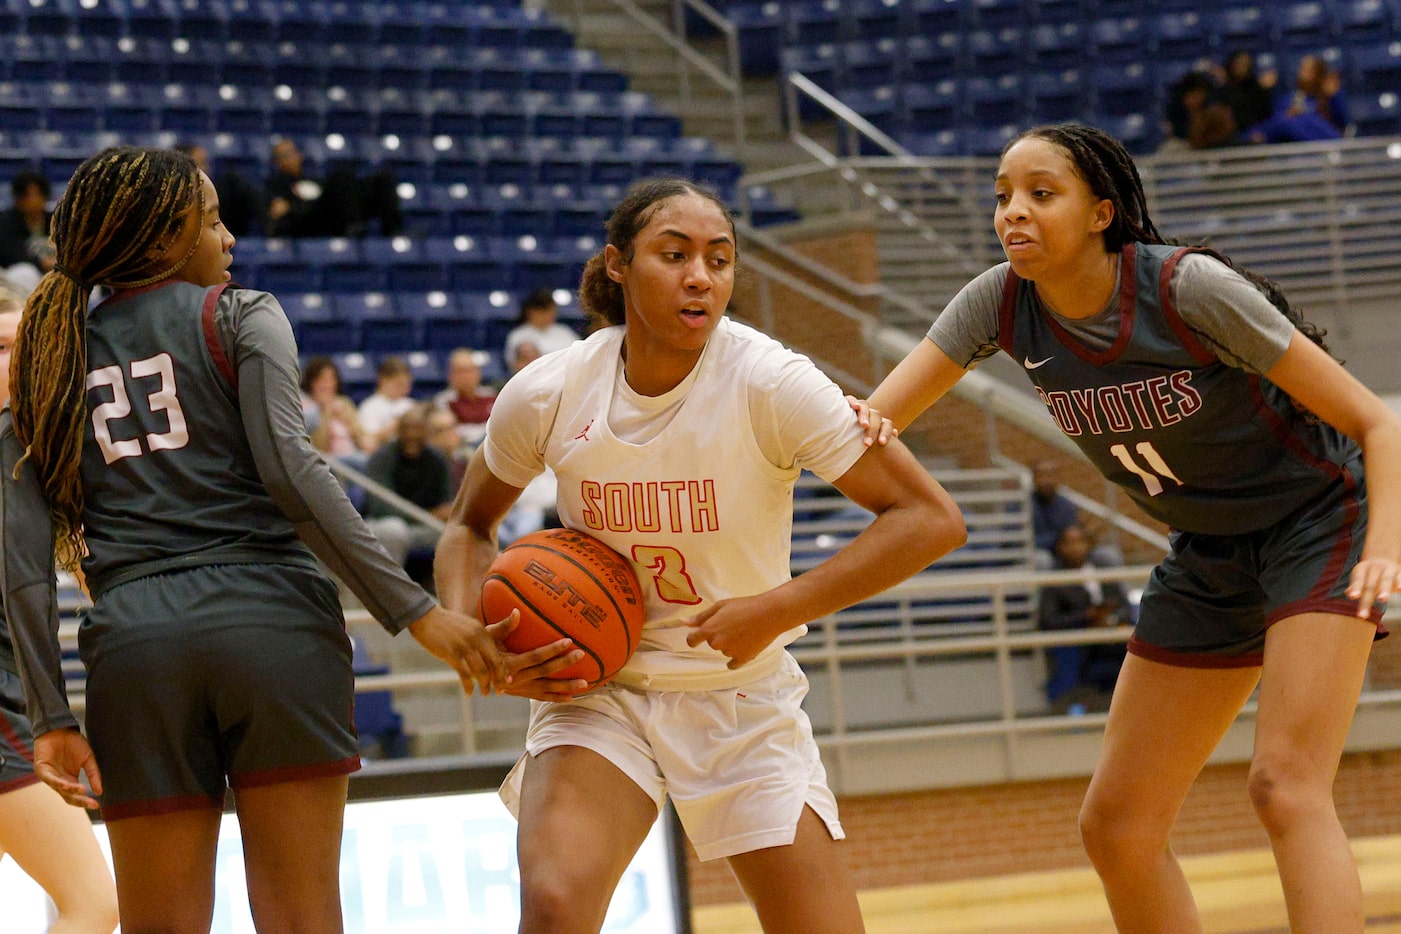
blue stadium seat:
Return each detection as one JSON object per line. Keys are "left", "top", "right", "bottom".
{"left": 964, "top": 74, "right": 1025, "bottom": 125}
{"left": 844, "top": 39, "right": 900, "bottom": 88}
{"left": 837, "top": 84, "right": 899, "bottom": 133}
{"left": 3, "top": 35, "right": 63, "bottom": 82}
{"left": 907, "top": 79, "right": 963, "bottom": 131}
{"left": 24, "top": 0, "right": 76, "bottom": 37}
{"left": 1352, "top": 41, "right": 1401, "bottom": 94}
{"left": 1215, "top": 6, "right": 1271, "bottom": 51}
{"left": 791, "top": 0, "right": 844, "bottom": 46}
{"left": 1089, "top": 16, "right": 1147, "bottom": 62}
{"left": 844, "top": 0, "right": 903, "bottom": 41}
{"left": 1090, "top": 62, "right": 1154, "bottom": 116}
{"left": 1029, "top": 22, "right": 1085, "bottom": 71}
{"left": 963, "top": 123, "right": 1020, "bottom": 156}
{"left": 972, "top": 0, "right": 1024, "bottom": 29}
{"left": 781, "top": 43, "right": 844, "bottom": 90}
{"left": 329, "top": 351, "right": 377, "bottom": 395}
{"left": 909, "top": 0, "right": 969, "bottom": 35}
{"left": 901, "top": 33, "right": 962, "bottom": 77}
{"left": 0, "top": 84, "right": 44, "bottom": 132}
{"left": 1276, "top": 3, "right": 1336, "bottom": 50}
{"left": 1351, "top": 90, "right": 1401, "bottom": 134}
{"left": 1153, "top": 12, "right": 1210, "bottom": 61}
{"left": 1094, "top": 112, "right": 1152, "bottom": 152}
{"left": 224, "top": 0, "right": 279, "bottom": 43}
{"left": 1029, "top": 0, "right": 1083, "bottom": 21}
{"left": 59, "top": 34, "right": 116, "bottom": 84}
{"left": 278, "top": 291, "right": 336, "bottom": 324}
{"left": 1337, "top": 0, "right": 1392, "bottom": 42}
{"left": 424, "top": 235, "right": 499, "bottom": 293}
{"left": 173, "top": 0, "right": 228, "bottom": 39}
{"left": 397, "top": 290, "right": 459, "bottom": 327}
{"left": 299, "top": 310, "right": 360, "bottom": 354}
{"left": 731, "top": 2, "right": 788, "bottom": 75}
{"left": 966, "top": 27, "right": 1024, "bottom": 73}
{"left": 1028, "top": 68, "right": 1087, "bottom": 122}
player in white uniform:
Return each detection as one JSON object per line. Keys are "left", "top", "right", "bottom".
{"left": 435, "top": 179, "right": 968, "bottom": 934}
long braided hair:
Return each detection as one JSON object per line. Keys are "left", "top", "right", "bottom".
{"left": 1008, "top": 123, "right": 1331, "bottom": 356}
{"left": 12, "top": 146, "right": 203, "bottom": 568}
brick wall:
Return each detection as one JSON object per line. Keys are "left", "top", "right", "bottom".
{"left": 686, "top": 747, "right": 1401, "bottom": 906}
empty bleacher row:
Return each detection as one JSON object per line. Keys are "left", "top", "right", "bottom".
{"left": 0, "top": 0, "right": 551, "bottom": 46}
{"left": 707, "top": 0, "right": 1401, "bottom": 154}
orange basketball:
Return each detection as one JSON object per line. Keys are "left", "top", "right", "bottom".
{"left": 478, "top": 528, "right": 646, "bottom": 687}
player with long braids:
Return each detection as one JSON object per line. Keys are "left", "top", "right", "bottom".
{"left": 0, "top": 147, "right": 569, "bottom": 932}
{"left": 863, "top": 123, "right": 1401, "bottom": 931}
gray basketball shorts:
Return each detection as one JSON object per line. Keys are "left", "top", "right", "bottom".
{"left": 0, "top": 666, "right": 39, "bottom": 794}
{"left": 1131, "top": 468, "right": 1386, "bottom": 668}
{"left": 79, "top": 562, "right": 360, "bottom": 820}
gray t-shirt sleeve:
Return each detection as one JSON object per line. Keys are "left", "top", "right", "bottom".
{"left": 926, "top": 263, "right": 1008, "bottom": 368}
{"left": 1170, "top": 253, "right": 1295, "bottom": 374}
{"left": 215, "top": 290, "right": 435, "bottom": 634}
{"left": 0, "top": 410, "right": 79, "bottom": 737}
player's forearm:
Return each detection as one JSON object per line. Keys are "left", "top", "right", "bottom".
{"left": 1359, "top": 420, "right": 1401, "bottom": 563}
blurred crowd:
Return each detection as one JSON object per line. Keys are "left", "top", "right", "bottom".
{"left": 1162, "top": 49, "right": 1350, "bottom": 152}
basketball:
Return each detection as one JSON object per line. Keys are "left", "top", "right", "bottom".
{"left": 478, "top": 528, "right": 646, "bottom": 687}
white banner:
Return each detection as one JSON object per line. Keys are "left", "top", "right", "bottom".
{"left": 3, "top": 791, "right": 681, "bottom": 933}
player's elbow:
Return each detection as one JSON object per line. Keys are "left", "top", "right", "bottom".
{"left": 913, "top": 485, "right": 967, "bottom": 560}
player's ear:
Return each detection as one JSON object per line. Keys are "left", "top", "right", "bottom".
{"left": 603, "top": 244, "right": 626, "bottom": 284}
{"left": 1090, "top": 198, "right": 1115, "bottom": 234}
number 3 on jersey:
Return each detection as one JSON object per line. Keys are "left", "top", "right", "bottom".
{"left": 88, "top": 353, "right": 190, "bottom": 465}
{"left": 631, "top": 545, "right": 702, "bottom": 605}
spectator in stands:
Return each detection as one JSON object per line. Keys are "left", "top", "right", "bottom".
{"left": 1220, "top": 50, "right": 1277, "bottom": 138}
{"left": 426, "top": 405, "right": 469, "bottom": 488}
{"left": 0, "top": 171, "right": 55, "bottom": 293}
{"left": 264, "top": 138, "right": 404, "bottom": 238}
{"left": 1161, "top": 70, "right": 1238, "bottom": 152}
{"left": 1030, "top": 459, "right": 1079, "bottom": 557}
{"left": 362, "top": 404, "right": 455, "bottom": 569}
{"left": 301, "top": 355, "right": 374, "bottom": 462}
{"left": 504, "top": 288, "right": 580, "bottom": 373}
{"left": 1249, "top": 54, "right": 1350, "bottom": 143}
{"left": 432, "top": 347, "right": 496, "bottom": 446}
{"left": 176, "top": 142, "right": 263, "bottom": 238}
{"left": 1037, "top": 524, "right": 1129, "bottom": 714}
{"left": 357, "top": 355, "right": 418, "bottom": 445}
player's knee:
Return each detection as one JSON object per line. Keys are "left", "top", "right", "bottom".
{"left": 1079, "top": 795, "right": 1160, "bottom": 872}
{"left": 60, "top": 894, "right": 119, "bottom": 934}
{"left": 1247, "top": 756, "right": 1331, "bottom": 837}
{"left": 518, "top": 875, "right": 602, "bottom": 934}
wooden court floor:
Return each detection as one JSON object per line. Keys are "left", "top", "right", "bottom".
{"left": 692, "top": 835, "right": 1401, "bottom": 933}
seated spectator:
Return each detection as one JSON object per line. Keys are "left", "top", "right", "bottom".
{"left": 177, "top": 142, "right": 264, "bottom": 238}
{"left": 1030, "top": 459, "right": 1079, "bottom": 560}
{"left": 265, "top": 138, "right": 403, "bottom": 238}
{"left": 1220, "top": 50, "right": 1277, "bottom": 137}
{"left": 362, "top": 404, "right": 455, "bottom": 571}
{"left": 1037, "top": 525, "right": 1130, "bottom": 714}
{"left": 0, "top": 170, "right": 54, "bottom": 293}
{"left": 510, "top": 340, "right": 542, "bottom": 375}
{"left": 1161, "top": 70, "right": 1238, "bottom": 152}
{"left": 426, "top": 405, "right": 468, "bottom": 488}
{"left": 432, "top": 347, "right": 496, "bottom": 446}
{"left": 504, "top": 288, "right": 581, "bottom": 373}
{"left": 301, "top": 355, "right": 374, "bottom": 462}
{"left": 357, "top": 356, "right": 418, "bottom": 445}
{"left": 1248, "top": 54, "right": 1349, "bottom": 143}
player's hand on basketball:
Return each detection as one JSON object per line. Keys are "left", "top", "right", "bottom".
{"left": 685, "top": 598, "right": 776, "bottom": 669}
{"left": 484, "top": 608, "right": 592, "bottom": 701}
{"left": 408, "top": 605, "right": 510, "bottom": 695}
{"left": 34, "top": 727, "right": 102, "bottom": 810}
{"left": 846, "top": 395, "right": 897, "bottom": 447}
{"left": 1347, "top": 557, "right": 1401, "bottom": 619}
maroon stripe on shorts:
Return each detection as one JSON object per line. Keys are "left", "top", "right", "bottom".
{"left": 228, "top": 755, "right": 361, "bottom": 790}
{"left": 1127, "top": 636, "right": 1263, "bottom": 669}
{"left": 101, "top": 792, "right": 225, "bottom": 822}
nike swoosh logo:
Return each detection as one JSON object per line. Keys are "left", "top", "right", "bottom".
{"left": 1024, "top": 356, "right": 1053, "bottom": 369}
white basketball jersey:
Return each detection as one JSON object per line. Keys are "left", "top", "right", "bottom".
{"left": 546, "top": 320, "right": 815, "bottom": 690}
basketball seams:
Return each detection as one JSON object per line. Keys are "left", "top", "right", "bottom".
{"left": 508, "top": 540, "right": 642, "bottom": 650}
{"left": 481, "top": 574, "right": 608, "bottom": 684}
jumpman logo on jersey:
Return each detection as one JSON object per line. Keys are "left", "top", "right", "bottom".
{"left": 575, "top": 419, "right": 595, "bottom": 441}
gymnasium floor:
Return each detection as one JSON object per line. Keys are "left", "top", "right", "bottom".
{"left": 692, "top": 835, "right": 1401, "bottom": 933}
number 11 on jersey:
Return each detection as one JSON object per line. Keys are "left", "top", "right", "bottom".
{"left": 1109, "top": 441, "right": 1183, "bottom": 496}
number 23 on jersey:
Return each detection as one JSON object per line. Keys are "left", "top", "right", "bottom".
{"left": 88, "top": 352, "right": 190, "bottom": 465}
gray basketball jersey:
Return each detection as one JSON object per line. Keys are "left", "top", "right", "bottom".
{"left": 999, "top": 242, "right": 1359, "bottom": 535}
{"left": 81, "top": 281, "right": 311, "bottom": 591}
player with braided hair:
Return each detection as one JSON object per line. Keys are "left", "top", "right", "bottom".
{"left": 2, "top": 147, "right": 572, "bottom": 932}
{"left": 863, "top": 123, "right": 1401, "bottom": 931}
